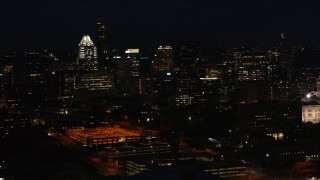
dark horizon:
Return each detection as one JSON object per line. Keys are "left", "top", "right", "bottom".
{"left": 1, "top": 0, "right": 320, "bottom": 52}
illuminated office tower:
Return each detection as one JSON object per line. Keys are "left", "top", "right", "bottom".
{"left": 174, "top": 41, "right": 202, "bottom": 106}
{"left": 233, "top": 48, "right": 268, "bottom": 81}
{"left": 125, "top": 49, "right": 140, "bottom": 77}
{"left": 150, "top": 46, "right": 174, "bottom": 105}
{"left": 77, "top": 35, "right": 98, "bottom": 71}
{"left": 267, "top": 49, "right": 280, "bottom": 81}
{"left": 151, "top": 46, "right": 174, "bottom": 73}
{"left": 125, "top": 49, "right": 145, "bottom": 95}
{"left": 60, "top": 74, "right": 76, "bottom": 100}
{"left": 110, "top": 49, "right": 143, "bottom": 95}
{"left": 96, "top": 18, "right": 108, "bottom": 68}
{"left": 75, "top": 72, "right": 114, "bottom": 92}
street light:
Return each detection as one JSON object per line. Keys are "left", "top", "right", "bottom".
{"left": 266, "top": 153, "right": 270, "bottom": 157}
{"left": 306, "top": 93, "right": 311, "bottom": 98}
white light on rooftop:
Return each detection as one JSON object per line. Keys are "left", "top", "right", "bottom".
{"left": 79, "top": 35, "right": 94, "bottom": 46}
{"left": 125, "top": 49, "right": 139, "bottom": 54}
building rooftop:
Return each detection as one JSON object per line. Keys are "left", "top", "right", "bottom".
{"left": 79, "top": 35, "right": 94, "bottom": 46}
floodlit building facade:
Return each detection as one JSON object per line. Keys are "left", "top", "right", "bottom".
{"left": 302, "top": 105, "right": 320, "bottom": 124}
{"left": 77, "top": 35, "right": 98, "bottom": 71}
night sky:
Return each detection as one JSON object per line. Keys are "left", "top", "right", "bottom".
{"left": 1, "top": 0, "right": 320, "bottom": 51}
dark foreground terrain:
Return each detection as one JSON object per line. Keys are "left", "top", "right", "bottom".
{"left": 0, "top": 127, "right": 102, "bottom": 180}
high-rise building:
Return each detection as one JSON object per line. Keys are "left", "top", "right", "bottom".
{"left": 0, "top": 74, "right": 6, "bottom": 107}
{"left": 267, "top": 49, "right": 280, "bottom": 81}
{"left": 60, "top": 74, "right": 76, "bottom": 100}
{"left": 175, "top": 41, "right": 201, "bottom": 75}
{"left": 152, "top": 72, "right": 175, "bottom": 105}
{"left": 75, "top": 72, "right": 114, "bottom": 92}
{"left": 125, "top": 49, "right": 140, "bottom": 77}
{"left": 111, "top": 52, "right": 132, "bottom": 94}
{"left": 96, "top": 18, "right": 108, "bottom": 68}
{"left": 150, "top": 46, "right": 175, "bottom": 105}
{"left": 173, "top": 41, "right": 202, "bottom": 106}
{"left": 278, "top": 33, "right": 293, "bottom": 81}
{"left": 233, "top": 48, "right": 268, "bottom": 81}
{"left": 77, "top": 35, "right": 98, "bottom": 71}
{"left": 151, "top": 46, "right": 174, "bottom": 73}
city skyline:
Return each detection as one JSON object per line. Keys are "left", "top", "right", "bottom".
{"left": 2, "top": 0, "right": 320, "bottom": 51}
{"left": 2, "top": 1, "right": 320, "bottom": 179}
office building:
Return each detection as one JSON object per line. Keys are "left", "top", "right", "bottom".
{"left": 175, "top": 41, "right": 201, "bottom": 75}
{"left": 75, "top": 72, "right": 114, "bottom": 92}
{"left": 302, "top": 105, "right": 320, "bottom": 124}
{"left": 173, "top": 41, "right": 202, "bottom": 106}
{"left": 125, "top": 49, "right": 140, "bottom": 77}
{"left": 233, "top": 48, "right": 268, "bottom": 81}
{"left": 151, "top": 46, "right": 174, "bottom": 73}
{"left": 278, "top": 33, "right": 293, "bottom": 81}
{"left": 96, "top": 18, "right": 108, "bottom": 68}
{"left": 77, "top": 35, "right": 98, "bottom": 71}
{"left": 150, "top": 46, "right": 175, "bottom": 104}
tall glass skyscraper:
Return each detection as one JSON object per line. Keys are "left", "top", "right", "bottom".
{"left": 96, "top": 18, "right": 107, "bottom": 68}
{"left": 77, "top": 35, "right": 98, "bottom": 71}
{"left": 151, "top": 46, "right": 174, "bottom": 73}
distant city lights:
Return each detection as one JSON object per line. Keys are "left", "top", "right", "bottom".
{"left": 125, "top": 49, "right": 139, "bottom": 54}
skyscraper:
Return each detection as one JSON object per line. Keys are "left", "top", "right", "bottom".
{"left": 77, "top": 35, "right": 98, "bottom": 71}
{"left": 278, "top": 33, "right": 293, "bottom": 81}
{"left": 151, "top": 46, "right": 174, "bottom": 105}
{"left": 96, "top": 18, "right": 107, "bottom": 68}
{"left": 125, "top": 49, "right": 140, "bottom": 77}
{"left": 175, "top": 41, "right": 201, "bottom": 75}
{"left": 233, "top": 48, "right": 268, "bottom": 81}
{"left": 75, "top": 72, "right": 114, "bottom": 92}
{"left": 151, "top": 46, "right": 174, "bottom": 73}
{"left": 174, "top": 41, "right": 202, "bottom": 106}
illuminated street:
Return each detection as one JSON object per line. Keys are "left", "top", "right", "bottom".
{"left": 50, "top": 130, "right": 120, "bottom": 176}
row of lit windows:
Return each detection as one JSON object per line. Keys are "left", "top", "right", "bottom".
{"left": 303, "top": 109, "right": 320, "bottom": 112}
{"left": 280, "top": 151, "right": 304, "bottom": 156}
{"left": 307, "top": 155, "right": 320, "bottom": 158}
{"left": 302, "top": 113, "right": 320, "bottom": 117}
